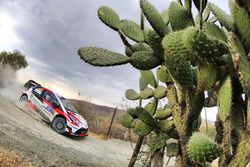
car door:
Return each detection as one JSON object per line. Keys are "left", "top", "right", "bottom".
{"left": 41, "top": 90, "right": 59, "bottom": 121}
{"left": 30, "top": 87, "right": 44, "bottom": 111}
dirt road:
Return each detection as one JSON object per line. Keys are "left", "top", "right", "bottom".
{"left": 0, "top": 96, "right": 137, "bottom": 167}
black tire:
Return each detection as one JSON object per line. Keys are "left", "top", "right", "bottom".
{"left": 52, "top": 117, "right": 67, "bottom": 134}
{"left": 19, "top": 95, "right": 28, "bottom": 103}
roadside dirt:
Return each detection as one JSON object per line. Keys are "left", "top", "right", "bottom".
{"left": 0, "top": 96, "right": 137, "bottom": 167}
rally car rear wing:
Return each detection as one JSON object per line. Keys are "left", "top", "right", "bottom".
{"left": 24, "top": 80, "right": 41, "bottom": 90}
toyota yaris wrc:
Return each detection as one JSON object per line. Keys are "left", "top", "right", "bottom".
{"left": 19, "top": 80, "right": 88, "bottom": 137}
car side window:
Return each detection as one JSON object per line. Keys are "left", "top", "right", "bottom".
{"left": 42, "top": 91, "right": 60, "bottom": 109}
{"left": 32, "top": 87, "right": 43, "bottom": 100}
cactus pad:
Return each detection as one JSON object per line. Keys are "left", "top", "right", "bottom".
{"left": 188, "top": 132, "right": 223, "bottom": 163}
{"left": 203, "top": 22, "right": 227, "bottom": 42}
{"left": 155, "top": 108, "right": 172, "bottom": 120}
{"left": 148, "top": 134, "right": 167, "bottom": 151}
{"left": 140, "top": 0, "right": 167, "bottom": 37}
{"left": 139, "top": 76, "right": 148, "bottom": 91}
{"left": 121, "top": 20, "right": 144, "bottom": 42}
{"left": 166, "top": 139, "right": 179, "bottom": 157}
{"left": 140, "top": 70, "right": 157, "bottom": 88}
{"left": 154, "top": 86, "right": 167, "bottom": 99}
{"left": 140, "top": 87, "right": 154, "bottom": 99}
{"left": 197, "top": 63, "right": 217, "bottom": 91}
{"left": 98, "top": 6, "right": 121, "bottom": 31}
{"left": 134, "top": 120, "right": 154, "bottom": 136}
{"left": 120, "top": 113, "right": 135, "bottom": 128}
{"left": 125, "top": 43, "right": 153, "bottom": 57}
{"left": 126, "top": 108, "right": 138, "bottom": 119}
{"left": 78, "top": 47, "right": 130, "bottom": 66}
{"left": 158, "top": 120, "right": 175, "bottom": 133}
{"left": 184, "top": 27, "right": 229, "bottom": 63}
{"left": 162, "top": 31, "right": 193, "bottom": 89}
{"left": 125, "top": 89, "right": 140, "bottom": 100}
{"left": 134, "top": 107, "right": 157, "bottom": 127}
{"left": 144, "top": 98, "right": 158, "bottom": 115}
{"left": 208, "top": 3, "right": 234, "bottom": 31}
{"left": 217, "top": 75, "right": 232, "bottom": 122}
{"left": 168, "top": 2, "right": 194, "bottom": 31}
{"left": 156, "top": 66, "right": 172, "bottom": 83}
{"left": 228, "top": 32, "right": 250, "bottom": 92}
{"left": 131, "top": 51, "right": 161, "bottom": 70}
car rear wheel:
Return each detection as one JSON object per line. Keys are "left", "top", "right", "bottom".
{"left": 52, "top": 117, "right": 66, "bottom": 134}
{"left": 19, "top": 95, "right": 28, "bottom": 105}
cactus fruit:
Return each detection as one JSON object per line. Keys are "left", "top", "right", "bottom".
{"left": 162, "top": 31, "right": 193, "bottom": 89}
{"left": 121, "top": 20, "right": 144, "bottom": 42}
{"left": 227, "top": 32, "right": 250, "bottom": 92}
{"left": 144, "top": 98, "right": 158, "bottom": 115}
{"left": 140, "top": 87, "right": 154, "bottom": 99}
{"left": 203, "top": 22, "right": 227, "bottom": 42}
{"left": 134, "top": 120, "right": 154, "bottom": 136}
{"left": 197, "top": 62, "right": 217, "bottom": 91}
{"left": 125, "top": 43, "right": 153, "bottom": 57}
{"left": 140, "top": 70, "right": 157, "bottom": 88}
{"left": 126, "top": 108, "right": 138, "bottom": 119}
{"left": 140, "top": 0, "right": 167, "bottom": 37}
{"left": 188, "top": 132, "right": 223, "bottom": 163}
{"left": 144, "top": 30, "right": 164, "bottom": 60}
{"left": 184, "top": 27, "right": 229, "bottom": 63}
{"left": 230, "top": 0, "right": 250, "bottom": 51}
{"left": 208, "top": 2, "right": 235, "bottom": 31}
{"left": 159, "top": 120, "right": 175, "bottom": 133}
{"left": 154, "top": 86, "right": 167, "bottom": 99}
{"left": 125, "top": 89, "right": 140, "bottom": 100}
{"left": 78, "top": 47, "right": 130, "bottom": 66}
{"left": 217, "top": 75, "right": 232, "bottom": 122}
{"left": 155, "top": 108, "right": 172, "bottom": 120}
{"left": 168, "top": 2, "right": 194, "bottom": 31}
{"left": 130, "top": 51, "right": 161, "bottom": 70}
{"left": 120, "top": 113, "right": 135, "bottom": 128}
{"left": 134, "top": 107, "right": 157, "bottom": 127}
{"left": 98, "top": 6, "right": 121, "bottom": 31}
{"left": 156, "top": 66, "right": 172, "bottom": 83}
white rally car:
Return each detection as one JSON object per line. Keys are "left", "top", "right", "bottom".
{"left": 19, "top": 80, "right": 88, "bottom": 137}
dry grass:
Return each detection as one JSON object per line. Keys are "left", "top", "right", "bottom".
{"left": 0, "top": 148, "right": 32, "bottom": 167}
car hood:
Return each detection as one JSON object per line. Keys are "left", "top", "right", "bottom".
{"left": 68, "top": 111, "right": 88, "bottom": 129}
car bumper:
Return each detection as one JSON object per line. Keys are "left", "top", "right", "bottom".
{"left": 66, "top": 122, "right": 88, "bottom": 137}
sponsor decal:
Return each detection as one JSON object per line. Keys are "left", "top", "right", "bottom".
{"left": 46, "top": 106, "right": 54, "bottom": 115}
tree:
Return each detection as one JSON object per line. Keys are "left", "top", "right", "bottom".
{"left": 77, "top": 0, "right": 250, "bottom": 166}
{"left": 0, "top": 50, "right": 28, "bottom": 71}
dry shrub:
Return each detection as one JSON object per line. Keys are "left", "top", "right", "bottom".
{"left": 0, "top": 148, "right": 33, "bottom": 167}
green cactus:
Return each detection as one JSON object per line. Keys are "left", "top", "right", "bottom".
{"left": 158, "top": 120, "right": 175, "bottom": 133}
{"left": 230, "top": 0, "right": 250, "bottom": 50}
{"left": 134, "top": 120, "right": 154, "bottom": 136}
{"left": 162, "top": 31, "right": 193, "bottom": 89}
{"left": 217, "top": 75, "right": 232, "bottom": 122}
{"left": 148, "top": 134, "right": 168, "bottom": 151}
{"left": 154, "top": 86, "right": 167, "bottom": 99}
{"left": 140, "top": 87, "right": 154, "bottom": 99}
{"left": 197, "top": 62, "right": 217, "bottom": 91}
{"left": 144, "top": 98, "right": 158, "bottom": 115}
{"left": 156, "top": 66, "right": 172, "bottom": 83}
{"left": 155, "top": 108, "right": 172, "bottom": 120}
{"left": 184, "top": 27, "right": 229, "bottom": 63}
{"left": 203, "top": 22, "right": 227, "bottom": 42}
{"left": 131, "top": 51, "right": 161, "bottom": 70}
{"left": 126, "top": 108, "right": 138, "bottom": 119}
{"left": 139, "top": 75, "right": 148, "bottom": 91}
{"left": 140, "top": 70, "right": 157, "bottom": 88}
{"left": 168, "top": 1, "right": 194, "bottom": 31}
{"left": 188, "top": 132, "right": 223, "bottom": 164}
{"left": 98, "top": 6, "right": 121, "bottom": 31}
{"left": 120, "top": 113, "right": 135, "bottom": 128}
{"left": 208, "top": 2, "right": 235, "bottom": 31}
{"left": 78, "top": 47, "right": 130, "bottom": 66}
{"left": 134, "top": 107, "right": 157, "bottom": 127}
{"left": 140, "top": 0, "right": 167, "bottom": 37}
{"left": 120, "top": 20, "right": 144, "bottom": 42}
{"left": 125, "top": 43, "right": 152, "bottom": 57}
{"left": 125, "top": 89, "right": 140, "bottom": 100}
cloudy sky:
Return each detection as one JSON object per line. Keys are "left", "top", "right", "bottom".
{"left": 0, "top": 0, "right": 229, "bottom": 119}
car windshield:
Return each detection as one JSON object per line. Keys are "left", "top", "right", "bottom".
{"left": 60, "top": 97, "right": 78, "bottom": 114}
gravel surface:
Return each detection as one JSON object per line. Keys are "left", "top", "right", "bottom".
{"left": 0, "top": 96, "right": 137, "bottom": 167}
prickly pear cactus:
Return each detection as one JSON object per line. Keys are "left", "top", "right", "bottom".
{"left": 78, "top": 0, "right": 250, "bottom": 166}
{"left": 188, "top": 132, "right": 223, "bottom": 164}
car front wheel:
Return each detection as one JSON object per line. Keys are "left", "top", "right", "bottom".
{"left": 52, "top": 117, "right": 67, "bottom": 134}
